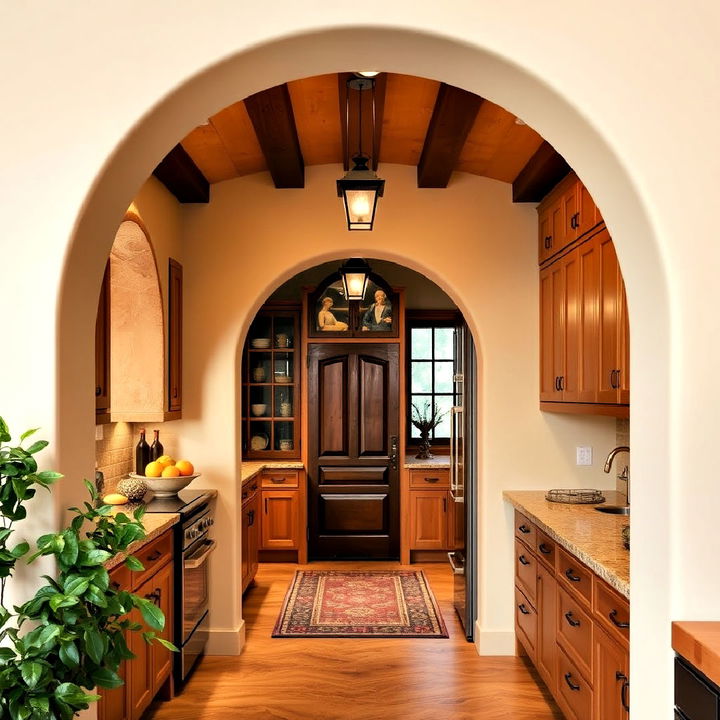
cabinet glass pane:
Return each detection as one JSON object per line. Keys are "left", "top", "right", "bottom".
{"left": 411, "top": 361, "right": 432, "bottom": 392}
{"left": 248, "top": 317, "right": 272, "bottom": 347}
{"left": 248, "top": 421, "right": 271, "bottom": 452}
{"left": 411, "top": 328, "right": 432, "bottom": 359}
{"left": 410, "top": 394, "right": 431, "bottom": 438}
{"left": 433, "top": 395, "right": 454, "bottom": 438}
{"left": 274, "top": 386, "right": 294, "bottom": 418}
{"left": 249, "top": 386, "right": 271, "bottom": 417}
{"left": 249, "top": 352, "right": 272, "bottom": 383}
{"left": 273, "top": 352, "right": 294, "bottom": 383}
{"left": 273, "top": 316, "right": 295, "bottom": 348}
{"left": 434, "top": 328, "right": 454, "bottom": 359}
{"left": 435, "top": 361, "right": 454, "bottom": 393}
{"left": 274, "top": 421, "right": 294, "bottom": 452}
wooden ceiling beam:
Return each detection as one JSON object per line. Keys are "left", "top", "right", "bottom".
{"left": 512, "top": 140, "right": 571, "bottom": 202}
{"left": 152, "top": 144, "right": 210, "bottom": 203}
{"left": 338, "top": 73, "right": 388, "bottom": 171}
{"left": 417, "top": 84, "right": 483, "bottom": 188}
{"left": 244, "top": 84, "right": 304, "bottom": 188}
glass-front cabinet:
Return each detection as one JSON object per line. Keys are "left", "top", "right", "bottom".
{"left": 242, "top": 305, "right": 300, "bottom": 458}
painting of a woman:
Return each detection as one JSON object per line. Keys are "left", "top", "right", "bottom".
{"left": 317, "top": 296, "right": 348, "bottom": 331}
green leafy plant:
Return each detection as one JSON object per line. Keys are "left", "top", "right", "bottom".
{"left": 0, "top": 417, "right": 174, "bottom": 720}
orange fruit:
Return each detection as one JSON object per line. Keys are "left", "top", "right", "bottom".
{"left": 145, "top": 461, "right": 163, "bottom": 478}
{"left": 175, "top": 460, "right": 194, "bottom": 476}
{"left": 161, "top": 465, "right": 181, "bottom": 478}
{"left": 156, "top": 455, "right": 175, "bottom": 468}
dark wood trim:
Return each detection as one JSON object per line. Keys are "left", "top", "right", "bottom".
{"left": 540, "top": 401, "right": 629, "bottom": 418}
{"left": 168, "top": 259, "right": 183, "bottom": 414}
{"left": 417, "top": 84, "right": 483, "bottom": 188}
{"left": 244, "top": 84, "right": 304, "bottom": 188}
{"left": 152, "top": 144, "right": 210, "bottom": 203}
{"left": 512, "top": 140, "right": 572, "bottom": 203}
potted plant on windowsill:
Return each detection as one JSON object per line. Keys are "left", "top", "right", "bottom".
{"left": 411, "top": 402, "right": 447, "bottom": 460}
{"left": 0, "top": 416, "right": 174, "bottom": 720}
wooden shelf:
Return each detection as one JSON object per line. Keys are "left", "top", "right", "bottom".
{"left": 244, "top": 417, "right": 296, "bottom": 422}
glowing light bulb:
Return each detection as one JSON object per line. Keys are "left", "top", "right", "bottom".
{"left": 349, "top": 192, "right": 371, "bottom": 221}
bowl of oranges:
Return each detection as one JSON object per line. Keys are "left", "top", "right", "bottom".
{"left": 130, "top": 456, "right": 200, "bottom": 497}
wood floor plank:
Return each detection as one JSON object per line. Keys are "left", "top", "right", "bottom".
{"left": 146, "top": 562, "right": 562, "bottom": 720}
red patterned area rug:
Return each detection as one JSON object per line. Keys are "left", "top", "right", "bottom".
{"left": 272, "top": 570, "right": 448, "bottom": 638}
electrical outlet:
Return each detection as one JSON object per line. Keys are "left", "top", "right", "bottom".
{"left": 95, "top": 424, "right": 104, "bottom": 441}
{"left": 576, "top": 446, "right": 592, "bottom": 466}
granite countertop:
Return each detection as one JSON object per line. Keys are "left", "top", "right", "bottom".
{"left": 673, "top": 622, "right": 720, "bottom": 688}
{"left": 403, "top": 455, "right": 451, "bottom": 469}
{"left": 105, "top": 512, "right": 179, "bottom": 571}
{"left": 241, "top": 461, "right": 304, "bottom": 484}
{"left": 503, "top": 490, "right": 630, "bottom": 598}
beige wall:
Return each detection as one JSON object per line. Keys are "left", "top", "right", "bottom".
{"left": 6, "top": 5, "right": 720, "bottom": 714}
{"left": 172, "top": 164, "right": 617, "bottom": 652}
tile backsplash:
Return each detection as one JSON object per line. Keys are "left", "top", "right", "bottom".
{"left": 96, "top": 422, "right": 180, "bottom": 494}
{"left": 615, "top": 417, "right": 630, "bottom": 499}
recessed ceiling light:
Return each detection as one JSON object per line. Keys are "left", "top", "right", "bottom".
{"left": 356, "top": 71, "right": 380, "bottom": 78}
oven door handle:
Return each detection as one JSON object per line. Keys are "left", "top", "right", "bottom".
{"left": 185, "top": 540, "right": 217, "bottom": 570}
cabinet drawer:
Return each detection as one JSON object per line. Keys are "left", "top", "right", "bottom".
{"left": 514, "top": 539, "right": 537, "bottom": 605}
{"left": 557, "top": 586, "right": 594, "bottom": 680}
{"left": 514, "top": 510, "right": 537, "bottom": 546}
{"left": 536, "top": 528, "right": 557, "bottom": 569}
{"left": 594, "top": 579, "right": 630, "bottom": 646}
{"left": 515, "top": 586, "right": 537, "bottom": 661}
{"left": 558, "top": 547, "right": 593, "bottom": 606}
{"left": 242, "top": 476, "right": 260, "bottom": 500}
{"left": 261, "top": 470, "right": 299, "bottom": 488}
{"left": 131, "top": 530, "right": 173, "bottom": 590}
{"left": 557, "top": 646, "right": 593, "bottom": 720}
{"left": 109, "top": 563, "right": 132, "bottom": 593}
{"left": 409, "top": 468, "right": 450, "bottom": 489}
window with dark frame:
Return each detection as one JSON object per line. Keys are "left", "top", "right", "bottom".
{"left": 406, "top": 312, "right": 459, "bottom": 446}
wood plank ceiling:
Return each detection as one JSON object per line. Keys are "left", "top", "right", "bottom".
{"left": 154, "top": 72, "right": 566, "bottom": 203}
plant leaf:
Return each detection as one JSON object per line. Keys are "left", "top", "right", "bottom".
{"left": 91, "top": 667, "right": 123, "bottom": 689}
{"left": 10, "top": 541, "right": 29, "bottom": 558}
{"left": 19, "top": 428, "right": 40, "bottom": 442}
{"left": 58, "top": 531, "right": 78, "bottom": 566}
{"left": 124, "top": 555, "right": 144, "bottom": 572}
{"left": 20, "top": 660, "right": 43, "bottom": 689}
{"left": 156, "top": 637, "right": 179, "bottom": 652}
{"left": 25, "top": 440, "right": 49, "bottom": 455}
{"left": 138, "top": 598, "right": 165, "bottom": 631}
{"left": 63, "top": 575, "right": 89, "bottom": 597}
{"left": 59, "top": 641, "right": 80, "bottom": 669}
{"left": 83, "top": 627, "right": 105, "bottom": 665}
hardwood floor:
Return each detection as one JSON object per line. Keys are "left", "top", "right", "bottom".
{"left": 147, "top": 562, "right": 562, "bottom": 720}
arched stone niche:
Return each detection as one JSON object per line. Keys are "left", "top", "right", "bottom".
{"left": 108, "top": 217, "right": 166, "bottom": 421}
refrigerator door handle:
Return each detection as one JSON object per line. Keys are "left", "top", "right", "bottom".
{"left": 447, "top": 551, "right": 465, "bottom": 575}
{"left": 450, "top": 406, "right": 463, "bottom": 501}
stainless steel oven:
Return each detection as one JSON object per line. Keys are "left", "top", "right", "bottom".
{"left": 180, "top": 504, "right": 216, "bottom": 682}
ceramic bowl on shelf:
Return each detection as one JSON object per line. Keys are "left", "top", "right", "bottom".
{"left": 251, "top": 338, "right": 271, "bottom": 349}
{"left": 129, "top": 472, "right": 201, "bottom": 498}
{"left": 250, "top": 403, "right": 267, "bottom": 416}
{"left": 274, "top": 374, "right": 293, "bottom": 384}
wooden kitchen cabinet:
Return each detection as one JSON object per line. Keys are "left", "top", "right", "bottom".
{"left": 95, "top": 260, "right": 111, "bottom": 421}
{"left": 261, "top": 489, "right": 299, "bottom": 549}
{"left": 594, "top": 626, "right": 630, "bottom": 720}
{"left": 242, "top": 478, "right": 260, "bottom": 592}
{"left": 536, "top": 561, "right": 557, "bottom": 691}
{"left": 168, "top": 258, "right": 183, "bottom": 414}
{"left": 409, "top": 490, "right": 449, "bottom": 550}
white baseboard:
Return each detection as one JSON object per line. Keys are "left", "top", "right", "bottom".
{"left": 474, "top": 621, "right": 515, "bottom": 655}
{"left": 206, "top": 620, "right": 246, "bottom": 655}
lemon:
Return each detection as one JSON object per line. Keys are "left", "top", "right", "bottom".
{"left": 145, "top": 461, "right": 163, "bottom": 477}
{"left": 161, "top": 465, "right": 181, "bottom": 478}
{"left": 156, "top": 455, "right": 175, "bottom": 468}
{"left": 103, "top": 493, "right": 129, "bottom": 505}
{"left": 175, "top": 460, "right": 194, "bottom": 476}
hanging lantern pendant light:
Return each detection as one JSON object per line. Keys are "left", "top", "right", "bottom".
{"left": 337, "top": 76, "right": 385, "bottom": 231}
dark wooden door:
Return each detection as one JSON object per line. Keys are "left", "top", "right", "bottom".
{"left": 308, "top": 343, "right": 400, "bottom": 559}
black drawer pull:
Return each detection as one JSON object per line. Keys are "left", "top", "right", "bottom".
{"left": 518, "top": 555, "right": 531, "bottom": 566}
{"left": 424, "top": 477, "right": 440, "bottom": 483}
{"left": 270, "top": 477, "right": 286, "bottom": 484}
{"left": 564, "top": 673, "right": 580, "bottom": 691}
{"left": 248, "top": 509, "right": 255, "bottom": 527}
{"left": 609, "top": 609, "right": 630, "bottom": 628}
{"left": 616, "top": 672, "right": 629, "bottom": 711}
{"left": 565, "top": 611, "right": 581, "bottom": 627}
{"left": 518, "top": 524, "right": 531, "bottom": 534}
{"left": 518, "top": 604, "right": 530, "bottom": 616}
{"left": 95, "top": 386, "right": 102, "bottom": 397}
{"left": 146, "top": 550, "right": 162, "bottom": 562}
{"left": 565, "top": 568, "right": 581, "bottom": 582}
{"left": 539, "top": 543, "right": 552, "bottom": 555}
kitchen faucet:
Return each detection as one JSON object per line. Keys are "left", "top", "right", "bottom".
{"left": 604, "top": 446, "right": 630, "bottom": 504}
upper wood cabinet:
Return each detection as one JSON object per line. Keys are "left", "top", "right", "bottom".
{"left": 168, "top": 258, "right": 183, "bottom": 414}
{"left": 538, "top": 172, "right": 603, "bottom": 265}
{"left": 95, "top": 261, "right": 111, "bottom": 420}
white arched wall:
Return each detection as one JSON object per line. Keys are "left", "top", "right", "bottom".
{"left": 6, "top": 7, "right": 708, "bottom": 715}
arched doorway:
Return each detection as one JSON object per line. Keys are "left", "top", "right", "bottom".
{"left": 50, "top": 29, "right": 670, "bottom": 716}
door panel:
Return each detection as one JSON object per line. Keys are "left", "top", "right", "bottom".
{"left": 598, "top": 229, "right": 621, "bottom": 402}
{"left": 309, "top": 343, "right": 399, "bottom": 559}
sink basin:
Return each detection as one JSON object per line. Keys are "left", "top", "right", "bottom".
{"left": 594, "top": 505, "right": 630, "bottom": 515}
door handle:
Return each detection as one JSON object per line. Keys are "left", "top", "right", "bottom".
{"left": 389, "top": 435, "right": 398, "bottom": 471}
{"left": 447, "top": 552, "right": 464, "bottom": 575}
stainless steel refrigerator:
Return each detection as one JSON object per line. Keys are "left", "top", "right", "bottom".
{"left": 448, "top": 322, "right": 476, "bottom": 641}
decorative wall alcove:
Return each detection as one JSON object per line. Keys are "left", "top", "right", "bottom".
{"left": 108, "top": 217, "right": 167, "bottom": 421}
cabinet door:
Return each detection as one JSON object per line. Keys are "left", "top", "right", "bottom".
{"left": 248, "top": 491, "right": 260, "bottom": 581}
{"left": 618, "top": 282, "right": 630, "bottom": 404}
{"left": 594, "top": 626, "right": 630, "bottom": 720}
{"left": 241, "top": 499, "right": 250, "bottom": 589}
{"left": 95, "top": 261, "right": 111, "bottom": 415}
{"left": 563, "top": 181, "right": 579, "bottom": 242}
{"left": 168, "top": 258, "right": 183, "bottom": 413}
{"left": 150, "top": 561, "right": 173, "bottom": 692}
{"left": 538, "top": 195, "right": 565, "bottom": 264}
{"left": 128, "top": 600, "right": 154, "bottom": 720}
{"left": 540, "top": 263, "right": 565, "bottom": 401}
{"left": 597, "top": 230, "right": 622, "bottom": 402}
{"left": 562, "top": 250, "right": 580, "bottom": 401}
{"left": 536, "top": 562, "right": 557, "bottom": 691}
{"left": 576, "top": 182, "right": 601, "bottom": 238}
{"left": 409, "top": 490, "right": 448, "bottom": 550}
{"left": 261, "top": 490, "right": 299, "bottom": 549}
{"left": 577, "top": 236, "right": 601, "bottom": 402}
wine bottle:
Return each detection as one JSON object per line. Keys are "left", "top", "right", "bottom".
{"left": 150, "top": 429, "right": 164, "bottom": 461}
{"left": 135, "top": 428, "right": 151, "bottom": 474}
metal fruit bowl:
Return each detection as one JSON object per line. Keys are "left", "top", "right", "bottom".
{"left": 129, "top": 472, "right": 201, "bottom": 498}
